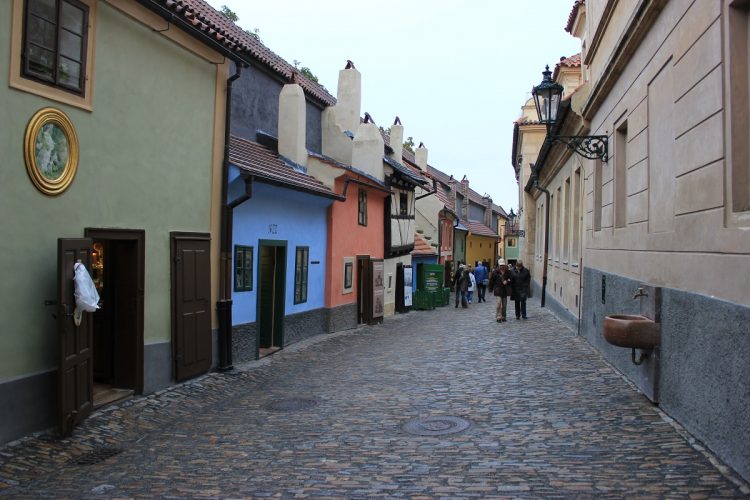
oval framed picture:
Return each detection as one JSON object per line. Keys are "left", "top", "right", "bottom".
{"left": 24, "top": 107, "right": 79, "bottom": 196}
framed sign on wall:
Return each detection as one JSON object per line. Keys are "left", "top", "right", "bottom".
{"left": 24, "top": 107, "right": 79, "bottom": 196}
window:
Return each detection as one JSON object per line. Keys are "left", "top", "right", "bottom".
{"left": 234, "top": 245, "right": 253, "bottom": 292}
{"left": 727, "top": 0, "right": 750, "bottom": 214}
{"left": 614, "top": 121, "right": 628, "bottom": 228}
{"left": 343, "top": 259, "right": 353, "bottom": 292}
{"left": 23, "top": 0, "right": 89, "bottom": 95}
{"left": 294, "top": 246, "right": 309, "bottom": 304}
{"left": 594, "top": 158, "right": 603, "bottom": 231}
{"left": 399, "top": 192, "right": 408, "bottom": 216}
{"left": 358, "top": 189, "right": 367, "bottom": 226}
{"left": 507, "top": 238, "right": 516, "bottom": 247}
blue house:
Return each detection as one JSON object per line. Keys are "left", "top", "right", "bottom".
{"left": 228, "top": 132, "right": 341, "bottom": 362}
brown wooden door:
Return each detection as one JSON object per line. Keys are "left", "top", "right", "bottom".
{"left": 58, "top": 238, "right": 94, "bottom": 437}
{"left": 171, "top": 233, "right": 211, "bottom": 382}
{"left": 357, "top": 256, "right": 371, "bottom": 324}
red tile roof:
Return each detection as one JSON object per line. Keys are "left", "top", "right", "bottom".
{"left": 553, "top": 53, "right": 582, "bottom": 80}
{"left": 465, "top": 220, "right": 498, "bottom": 238}
{"left": 411, "top": 232, "right": 437, "bottom": 256}
{"left": 229, "top": 135, "right": 342, "bottom": 199}
{"left": 565, "top": 0, "right": 585, "bottom": 33}
{"left": 149, "top": 0, "right": 335, "bottom": 106}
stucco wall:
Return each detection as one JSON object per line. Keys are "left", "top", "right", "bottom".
{"left": 582, "top": 0, "right": 750, "bottom": 306}
{"left": 465, "top": 234, "right": 496, "bottom": 268}
{"left": 581, "top": 267, "right": 750, "bottom": 482}
{"left": 326, "top": 178, "right": 386, "bottom": 309}
{"left": 230, "top": 63, "right": 323, "bottom": 154}
{"left": 0, "top": 1, "right": 217, "bottom": 379}
{"left": 230, "top": 181, "right": 331, "bottom": 324}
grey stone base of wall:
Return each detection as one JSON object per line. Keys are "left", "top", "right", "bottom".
{"left": 581, "top": 266, "right": 750, "bottom": 483}
{"left": 143, "top": 341, "right": 173, "bottom": 394}
{"left": 531, "top": 280, "right": 578, "bottom": 333}
{"left": 232, "top": 307, "right": 344, "bottom": 363}
{"left": 326, "top": 303, "right": 358, "bottom": 333}
{"left": 0, "top": 370, "right": 56, "bottom": 445}
{"left": 232, "top": 322, "right": 257, "bottom": 365}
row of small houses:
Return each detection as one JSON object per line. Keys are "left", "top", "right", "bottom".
{"left": 0, "top": 0, "right": 509, "bottom": 443}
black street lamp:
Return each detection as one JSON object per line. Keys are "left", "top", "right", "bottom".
{"left": 507, "top": 208, "right": 517, "bottom": 234}
{"left": 532, "top": 65, "right": 608, "bottom": 161}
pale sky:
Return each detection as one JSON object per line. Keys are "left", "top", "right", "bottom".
{"left": 207, "top": 0, "right": 582, "bottom": 213}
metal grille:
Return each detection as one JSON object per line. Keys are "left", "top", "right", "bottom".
{"left": 402, "top": 416, "right": 472, "bottom": 436}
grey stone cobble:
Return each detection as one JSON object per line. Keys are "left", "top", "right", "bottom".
{"left": 0, "top": 298, "right": 748, "bottom": 498}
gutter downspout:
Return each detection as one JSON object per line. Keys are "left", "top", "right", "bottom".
{"left": 531, "top": 164, "right": 551, "bottom": 308}
{"left": 217, "top": 63, "right": 243, "bottom": 371}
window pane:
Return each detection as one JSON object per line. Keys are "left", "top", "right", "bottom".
{"left": 27, "top": 45, "right": 55, "bottom": 81}
{"left": 58, "top": 57, "right": 81, "bottom": 89}
{"left": 244, "top": 251, "right": 252, "bottom": 273}
{"left": 28, "top": 16, "right": 56, "bottom": 49}
{"left": 235, "top": 249, "right": 243, "bottom": 269}
{"left": 60, "top": 1, "right": 85, "bottom": 34}
{"left": 59, "top": 30, "right": 82, "bottom": 61}
{"left": 29, "top": 0, "right": 56, "bottom": 21}
{"left": 235, "top": 269, "right": 244, "bottom": 289}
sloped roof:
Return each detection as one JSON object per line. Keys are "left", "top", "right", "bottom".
{"left": 465, "top": 220, "right": 498, "bottom": 238}
{"left": 565, "top": 0, "right": 585, "bottom": 33}
{"left": 383, "top": 156, "right": 430, "bottom": 186}
{"left": 148, "top": 0, "right": 335, "bottom": 106}
{"left": 411, "top": 233, "right": 437, "bottom": 256}
{"left": 553, "top": 53, "right": 582, "bottom": 80}
{"left": 307, "top": 152, "right": 388, "bottom": 190}
{"left": 229, "top": 135, "right": 342, "bottom": 199}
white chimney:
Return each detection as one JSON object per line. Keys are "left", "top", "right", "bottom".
{"left": 390, "top": 117, "right": 403, "bottom": 163}
{"left": 415, "top": 142, "right": 428, "bottom": 170}
{"left": 352, "top": 115, "right": 384, "bottom": 181}
{"left": 336, "top": 61, "right": 361, "bottom": 134}
{"left": 278, "top": 82, "right": 307, "bottom": 166}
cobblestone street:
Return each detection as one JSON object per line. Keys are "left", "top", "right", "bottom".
{"left": 1, "top": 299, "right": 748, "bottom": 498}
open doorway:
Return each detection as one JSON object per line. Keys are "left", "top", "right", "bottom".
{"left": 257, "top": 240, "right": 286, "bottom": 358}
{"left": 85, "top": 229, "right": 144, "bottom": 408}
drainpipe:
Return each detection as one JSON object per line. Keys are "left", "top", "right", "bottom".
{"left": 531, "top": 164, "right": 550, "bottom": 308}
{"left": 217, "top": 63, "right": 243, "bottom": 372}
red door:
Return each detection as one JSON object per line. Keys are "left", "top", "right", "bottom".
{"left": 58, "top": 238, "right": 94, "bottom": 436}
{"left": 171, "top": 233, "right": 212, "bottom": 382}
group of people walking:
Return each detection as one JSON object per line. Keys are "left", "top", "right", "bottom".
{"left": 451, "top": 259, "right": 531, "bottom": 323}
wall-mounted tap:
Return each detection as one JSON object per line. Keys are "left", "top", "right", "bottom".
{"left": 633, "top": 287, "right": 648, "bottom": 299}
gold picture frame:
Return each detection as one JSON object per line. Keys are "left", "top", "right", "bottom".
{"left": 24, "top": 107, "right": 79, "bottom": 196}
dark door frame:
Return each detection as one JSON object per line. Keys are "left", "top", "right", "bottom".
{"left": 85, "top": 228, "right": 145, "bottom": 394}
{"left": 256, "top": 239, "right": 287, "bottom": 359}
{"left": 356, "top": 255, "right": 371, "bottom": 324}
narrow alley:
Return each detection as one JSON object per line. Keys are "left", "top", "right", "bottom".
{"left": 1, "top": 299, "right": 747, "bottom": 498}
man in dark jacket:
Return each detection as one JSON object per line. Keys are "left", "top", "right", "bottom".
{"left": 510, "top": 260, "right": 531, "bottom": 319}
{"left": 452, "top": 262, "right": 464, "bottom": 308}
{"left": 489, "top": 259, "right": 512, "bottom": 322}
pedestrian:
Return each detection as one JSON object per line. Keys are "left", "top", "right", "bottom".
{"left": 459, "top": 266, "right": 470, "bottom": 308}
{"left": 452, "top": 262, "right": 464, "bottom": 308}
{"left": 489, "top": 259, "right": 512, "bottom": 322}
{"left": 467, "top": 266, "right": 476, "bottom": 303}
{"left": 474, "top": 260, "right": 488, "bottom": 303}
{"left": 510, "top": 260, "right": 531, "bottom": 319}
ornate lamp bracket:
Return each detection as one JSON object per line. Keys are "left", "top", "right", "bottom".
{"left": 551, "top": 134, "right": 609, "bottom": 162}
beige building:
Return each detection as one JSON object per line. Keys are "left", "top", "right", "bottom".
{"left": 515, "top": 0, "right": 750, "bottom": 482}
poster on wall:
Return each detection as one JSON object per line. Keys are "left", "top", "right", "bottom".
{"left": 403, "top": 265, "right": 413, "bottom": 307}
{"left": 372, "top": 260, "right": 384, "bottom": 318}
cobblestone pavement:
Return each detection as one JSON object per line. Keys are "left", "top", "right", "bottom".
{"left": 1, "top": 299, "right": 749, "bottom": 498}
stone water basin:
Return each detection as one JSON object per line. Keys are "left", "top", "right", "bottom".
{"left": 603, "top": 314, "right": 660, "bottom": 350}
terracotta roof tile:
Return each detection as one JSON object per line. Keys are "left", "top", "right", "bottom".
{"left": 151, "top": 0, "right": 336, "bottom": 105}
{"left": 553, "top": 53, "right": 582, "bottom": 80}
{"left": 565, "top": 0, "right": 585, "bottom": 33}
{"left": 229, "top": 135, "right": 342, "bottom": 199}
{"left": 411, "top": 232, "right": 437, "bottom": 256}
{"left": 465, "top": 220, "right": 498, "bottom": 238}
